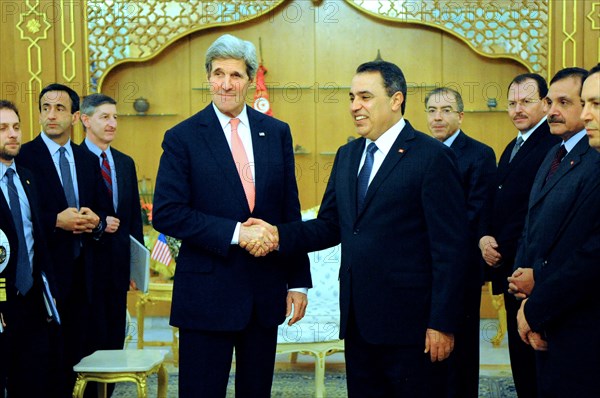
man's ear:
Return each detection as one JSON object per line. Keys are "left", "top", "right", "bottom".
{"left": 78, "top": 112, "right": 87, "bottom": 128}
{"left": 391, "top": 91, "right": 404, "bottom": 112}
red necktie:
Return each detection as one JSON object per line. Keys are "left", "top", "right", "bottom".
{"left": 545, "top": 145, "right": 567, "bottom": 183}
{"left": 230, "top": 118, "right": 255, "bottom": 211}
{"left": 100, "top": 151, "right": 113, "bottom": 196}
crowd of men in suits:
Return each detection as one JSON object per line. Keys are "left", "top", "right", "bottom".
{"left": 0, "top": 87, "right": 142, "bottom": 397}
{"left": 0, "top": 29, "right": 598, "bottom": 397}
{"left": 239, "top": 37, "right": 600, "bottom": 397}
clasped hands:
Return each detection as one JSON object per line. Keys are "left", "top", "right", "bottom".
{"left": 510, "top": 268, "right": 548, "bottom": 351}
{"left": 239, "top": 218, "right": 279, "bottom": 257}
{"left": 56, "top": 207, "right": 100, "bottom": 234}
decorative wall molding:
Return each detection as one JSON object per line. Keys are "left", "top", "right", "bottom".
{"left": 345, "top": 0, "right": 549, "bottom": 75}
{"left": 87, "top": 0, "right": 285, "bottom": 91}
{"left": 586, "top": 2, "right": 600, "bottom": 63}
{"left": 15, "top": 0, "right": 50, "bottom": 140}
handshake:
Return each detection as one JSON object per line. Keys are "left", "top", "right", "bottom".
{"left": 239, "top": 218, "right": 279, "bottom": 257}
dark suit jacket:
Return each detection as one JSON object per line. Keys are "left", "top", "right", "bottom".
{"left": 515, "top": 137, "right": 600, "bottom": 386}
{"left": 278, "top": 120, "right": 470, "bottom": 345}
{"left": 82, "top": 143, "right": 144, "bottom": 291}
{"left": 17, "top": 134, "right": 108, "bottom": 303}
{"left": 483, "top": 121, "right": 560, "bottom": 294}
{"left": 0, "top": 164, "right": 53, "bottom": 320}
{"left": 153, "top": 104, "right": 311, "bottom": 332}
{"left": 449, "top": 131, "right": 497, "bottom": 286}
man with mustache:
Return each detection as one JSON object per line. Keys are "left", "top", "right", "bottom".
{"left": 581, "top": 64, "right": 600, "bottom": 152}
{"left": 479, "top": 73, "right": 559, "bottom": 398}
{"left": 425, "top": 87, "right": 496, "bottom": 397}
{"left": 508, "top": 67, "right": 600, "bottom": 396}
{"left": 80, "top": 93, "right": 144, "bottom": 397}
{"left": 17, "top": 84, "right": 109, "bottom": 397}
{"left": 0, "top": 100, "right": 55, "bottom": 398}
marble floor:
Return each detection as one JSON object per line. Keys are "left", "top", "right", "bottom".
{"left": 127, "top": 316, "right": 512, "bottom": 378}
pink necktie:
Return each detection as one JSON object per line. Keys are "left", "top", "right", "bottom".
{"left": 230, "top": 118, "right": 255, "bottom": 211}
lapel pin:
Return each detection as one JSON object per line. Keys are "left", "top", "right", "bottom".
{"left": 570, "top": 160, "right": 574, "bottom": 166}
{"left": 26, "top": 180, "right": 30, "bottom": 185}
{"left": 398, "top": 148, "right": 405, "bottom": 153}
{"left": 258, "top": 132, "right": 266, "bottom": 137}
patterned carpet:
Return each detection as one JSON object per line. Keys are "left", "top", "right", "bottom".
{"left": 112, "top": 369, "right": 517, "bottom": 397}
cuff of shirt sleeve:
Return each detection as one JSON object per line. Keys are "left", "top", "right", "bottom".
{"left": 288, "top": 287, "right": 308, "bottom": 295}
{"left": 231, "top": 222, "right": 241, "bottom": 245}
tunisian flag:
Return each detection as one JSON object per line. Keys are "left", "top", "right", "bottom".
{"left": 253, "top": 64, "right": 273, "bottom": 116}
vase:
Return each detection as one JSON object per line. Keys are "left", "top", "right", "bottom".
{"left": 133, "top": 97, "right": 150, "bottom": 115}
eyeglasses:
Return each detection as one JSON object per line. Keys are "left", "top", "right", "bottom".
{"left": 507, "top": 99, "right": 541, "bottom": 109}
{"left": 426, "top": 108, "right": 461, "bottom": 115}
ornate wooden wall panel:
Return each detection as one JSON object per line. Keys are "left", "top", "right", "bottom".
{"left": 550, "top": 0, "right": 600, "bottom": 74}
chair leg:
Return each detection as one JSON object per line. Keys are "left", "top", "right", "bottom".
{"left": 157, "top": 364, "right": 169, "bottom": 398}
{"left": 72, "top": 376, "right": 87, "bottom": 398}
{"left": 315, "top": 352, "right": 326, "bottom": 398}
{"left": 136, "top": 295, "right": 146, "bottom": 349}
{"left": 96, "top": 382, "right": 107, "bottom": 398}
{"left": 134, "top": 374, "right": 148, "bottom": 398}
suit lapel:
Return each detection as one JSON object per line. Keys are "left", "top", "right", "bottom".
{"left": 248, "top": 109, "right": 268, "bottom": 212}
{"left": 356, "top": 123, "right": 414, "bottom": 218}
{"left": 498, "top": 124, "right": 545, "bottom": 182}
{"left": 200, "top": 106, "right": 251, "bottom": 212}
{"left": 113, "top": 151, "right": 125, "bottom": 213}
{"left": 31, "top": 136, "right": 68, "bottom": 207}
{"left": 530, "top": 139, "right": 588, "bottom": 207}
{"left": 347, "top": 139, "right": 366, "bottom": 219}
{"left": 450, "top": 131, "right": 467, "bottom": 157}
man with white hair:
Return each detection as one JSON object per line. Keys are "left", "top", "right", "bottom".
{"left": 153, "top": 34, "right": 311, "bottom": 397}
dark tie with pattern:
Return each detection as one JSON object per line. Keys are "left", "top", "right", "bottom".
{"left": 100, "top": 152, "right": 113, "bottom": 196}
{"left": 6, "top": 169, "right": 33, "bottom": 295}
{"left": 357, "top": 142, "right": 378, "bottom": 211}
{"left": 59, "top": 147, "right": 77, "bottom": 208}
{"left": 509, "top": 136, "right": 524, "bottom": 162}
{"left": 545, "top": 145, "right": 567, "bottom": 183}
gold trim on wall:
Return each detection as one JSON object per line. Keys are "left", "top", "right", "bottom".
{"left": 86, "top": 0, "right": 286, "bottom": 91}
{"left": 586, "top": 2, "right": 600, "bottom": 63}
{"left": 344, "top": 0, "right": 549, "bottom": 76}
{"left": 561, "top": 0, "right": 578, "bottom": 68}
{"left": 60, "top": 0, "right": 77, "bottom": 82}
{"left": 15, "top": 0, "right": 51, "bottom": 141}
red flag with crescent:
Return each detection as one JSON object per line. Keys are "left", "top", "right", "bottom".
{"left": 253, "top": 64, "right": 273, "bottom": 116}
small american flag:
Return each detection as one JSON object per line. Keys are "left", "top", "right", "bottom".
{"left": 151, "top": 233, "right": 173, "bottom": 266}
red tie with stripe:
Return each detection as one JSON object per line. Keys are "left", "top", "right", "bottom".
{"left": 100, "top": 151, "right": 113, "bottom": 196}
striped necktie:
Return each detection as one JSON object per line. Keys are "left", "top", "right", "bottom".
{"left": 100, "top": 151, "right": 113, "bottom": 196}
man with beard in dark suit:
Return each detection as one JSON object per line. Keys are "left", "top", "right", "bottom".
{"left": 0, "top": 100, "right": 56, "bottom": 398}
{"left": 425, "top": 87, "right": 497, "bottom": 397}
{"left": 80, "top": 93, "right": 144, "bottom": 397}
{"left": 479, "top": 73, "right": 560, "bottom": 398}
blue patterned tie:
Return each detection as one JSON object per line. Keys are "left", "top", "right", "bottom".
{"left": 5, "top": 169, "right": 33, "bottom": 295}
{"left": 58, "top": 147, "right": 80, "bottom": 258}
{"left": 509, "top": 136, "right": 524, "bottom": 163}
{"left": 357, "top": 143, "right": 378, "bottom": 211}
{"left": 59, "top": 147, "right": 77, "bottom": 208}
